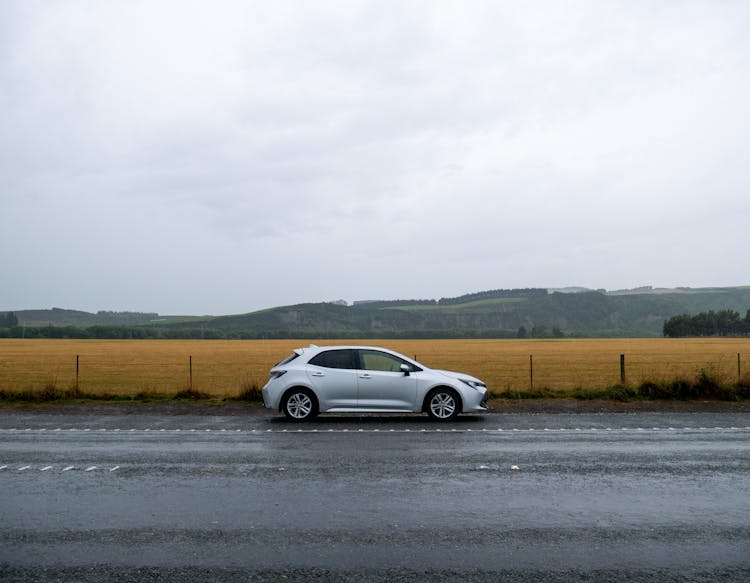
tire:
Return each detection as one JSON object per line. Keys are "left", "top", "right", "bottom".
{"left": 426, "top": 388, "right": 460, "bottom": 421}
{"left": 282, "top": 388, "right": 318, "bottom": 421}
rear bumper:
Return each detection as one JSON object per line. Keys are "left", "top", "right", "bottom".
{"left": 261, "top": 384, "right": 274, "bottom": 409}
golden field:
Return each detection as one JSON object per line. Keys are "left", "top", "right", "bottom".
{"left": 1, "top": 338, "right": 749, "bottom": 397}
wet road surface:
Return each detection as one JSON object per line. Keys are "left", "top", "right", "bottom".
{"left": 1, "top": 410, "right": 749, "bottom": 581}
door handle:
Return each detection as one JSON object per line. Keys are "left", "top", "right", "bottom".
{"left": 359, "top": 374, "right": 372, "bottom": 379}
{"left": 311, "top": 372, "right": 325, "bottom": 377}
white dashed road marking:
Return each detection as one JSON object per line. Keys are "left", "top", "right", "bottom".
{"left": 0, "top": 465, "right": 121, "bottom": 472}
{"left": 9, "top": 425, "right": 735, "bottom": 475}
{"left": 0, "top": 426, "right": 749, "bottom": 435}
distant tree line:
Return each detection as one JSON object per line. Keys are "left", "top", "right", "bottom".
{"left": 352, "top": 289, "right": 549, "bottom": 309}
{"left": 0, "top": 324, "right": 524, "bottom": 340}
{"left": 0, "top": 312, "right": 18, "bottom": 327}
{"left": 351, "top": 299, "right": 436, "bottom": 309}
{"left": 96, "top": 310, "right": 159, "bottom": 317}
{"left": 438, "top": 288, "right": 548, "bottom": 305}
{"left": 0, "top": 325, "right": 226, "bottom": 340}
{"left": 516, "top": 325, "right": 565, "bottom": 339}
{"left": 663, "top": 309, "right": 750, "bottom": 337}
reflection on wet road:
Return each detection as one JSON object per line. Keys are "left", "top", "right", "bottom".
{"left": 1, "top": 411, "right": 749, "bottom": 581}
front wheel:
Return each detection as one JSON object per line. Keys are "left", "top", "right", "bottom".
{"left": 426, "top": 389, "right": 460, "bottom": 421}
{"left": 282, "top": 389, "right": 318, "bottom": 421}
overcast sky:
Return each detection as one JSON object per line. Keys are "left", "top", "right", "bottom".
{"left": 2, "top": 1, "right": 749, "bottom": 315}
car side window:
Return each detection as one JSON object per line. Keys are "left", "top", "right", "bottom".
{"left": 359, "top": 350, "right": 416, "bottom": 373}
{"left": 308, "top": 349, "right": 356, "bottom": 370}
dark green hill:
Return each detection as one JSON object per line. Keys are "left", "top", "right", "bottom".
{"left": 156, "top": 286, "right": 750, "bottom": 338}
{"left": 12, "top": 308, "right": 160, "bottom": 327}
{"left": 6, "top": 286, "right": 750, "bottom": 338}
{"left": 10, "top": 309, "right": 200, "bottom": 327}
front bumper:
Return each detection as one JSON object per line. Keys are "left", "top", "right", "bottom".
{"left": 462, "top": 388, "right": 489, "bottom": 412}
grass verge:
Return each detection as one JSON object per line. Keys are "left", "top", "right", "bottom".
{"left": 1, "top": 372, "right": 748, "bottom": 405}
{"left": 0, "top": 381, "right": 265, "bottom": 405}
{"left": 490, "top": 369, "right": 750, "bottom": 402}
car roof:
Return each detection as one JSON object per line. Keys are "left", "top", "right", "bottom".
{"left": 297, "top": 344, "right": 398, "bottom": 352}
{"left": 280, "top": 345, "right": 425, "bottom": 370}
{"left": 293, "top": 345, "right": 415, "bottom": 359}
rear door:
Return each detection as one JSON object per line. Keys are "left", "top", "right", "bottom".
{"left": 305, "top": 349, "right": 358, "bottom": 410}
{"left": 356, "top": 349, "right": 417, "bottom": 411}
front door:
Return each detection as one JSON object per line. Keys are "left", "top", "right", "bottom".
{"left": 356, "top": 349, "right": 417, "bottom": 410}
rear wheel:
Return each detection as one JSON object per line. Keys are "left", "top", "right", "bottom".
{"left": 282, "top": 388, "right": 318, "bottom": 421}
{"left": 426, "top": 388, "right": 460, "bottom": 421}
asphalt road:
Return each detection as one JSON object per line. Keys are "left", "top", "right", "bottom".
{"left": 1, "top": 409, "right": 749, "bottom": 581}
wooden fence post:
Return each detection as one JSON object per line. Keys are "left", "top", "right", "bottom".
{"left": 739, "top": 353, "right": 742, "bottom": 380}
{"left": 76, "top": 354, "right": 79, "bottom": 388}
{"left": 189, "top": 355, "right": 193, "bottom": 390}
{"left": 620, "top": 354, "right": 626, "bottom": 385}
{"left": 529, "top": 354, "right": 534, "bottom": 390}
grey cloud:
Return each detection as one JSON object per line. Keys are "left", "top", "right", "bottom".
{"left": 2, "top": 1, "right": 749, "bottom": 314}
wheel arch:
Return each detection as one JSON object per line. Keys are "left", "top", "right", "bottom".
{"left": 422, "top": 385, "right": 463, "bottom": 414}
{"left": 279, "top": 385, "right": 319, "bottom": 413}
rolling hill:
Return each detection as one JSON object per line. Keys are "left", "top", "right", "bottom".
{"left": 152, "top": 286, "right": 750, "bottom": 338}
{"left": 5, "top": 286, "right": 750, "bottom": 338}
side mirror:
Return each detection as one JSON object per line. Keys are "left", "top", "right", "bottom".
{"left": 400, "top": 364, "right": 411, "bottom": 376}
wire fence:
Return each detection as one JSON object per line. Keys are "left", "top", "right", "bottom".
{"left": 485, "top": 352, "right": 747, "bottom": 393}
{"left": 1, "top": 349, "right": 747, "bottom": 397}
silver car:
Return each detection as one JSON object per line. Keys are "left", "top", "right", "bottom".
{"left": 262, "top": 344, "right": 489, "bottom": 421}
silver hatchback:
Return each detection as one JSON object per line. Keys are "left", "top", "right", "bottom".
{"left": 262, "top": 345, "right": 489, "bottom": 421}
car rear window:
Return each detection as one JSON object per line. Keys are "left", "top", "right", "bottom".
{"left": 308, "top": 349, "right": 357, "bottom": 369}
{"left": 275, "top": 352, "right": 300, "bottom": 367}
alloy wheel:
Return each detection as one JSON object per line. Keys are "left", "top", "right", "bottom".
{"left": 286, "top": 392, "right": 313, "bottom": 419}
{"left": 430, "top": 392, "right": 456, "bottom": 419}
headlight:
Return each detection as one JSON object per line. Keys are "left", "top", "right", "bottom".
{"left": 269, "top": 370, "right": 287, "bottom": 379}
{"left": 460, "top": 378, "right": 485, "bottom": 390}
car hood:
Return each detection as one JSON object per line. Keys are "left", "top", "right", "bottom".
{"left": 433, "top": 369, "right": 485, "bottom": 385}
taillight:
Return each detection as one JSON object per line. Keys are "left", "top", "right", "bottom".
{"left": 269, "top": 370, "right": 287, "bottom": 379}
